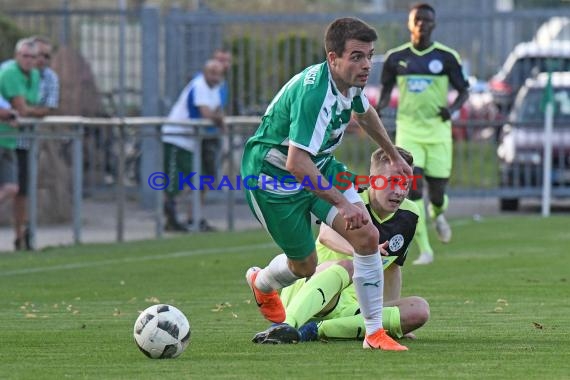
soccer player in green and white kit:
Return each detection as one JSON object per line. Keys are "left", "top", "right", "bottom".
{"left": 252, "top": 147, "right": 430, "bottom": 344}
{"left": 377, "top": 3, "right": 469, "bottom": 265}
{"left": 241, "top": 17, "right": 412, "bottom": 351}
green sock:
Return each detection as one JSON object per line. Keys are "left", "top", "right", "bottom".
{"left": 318, "top": 315, "right": 365, "bottom": 340}
{"left": 318, "top": 306, "right": 402, "bottom": 339}
{"left": 412, "top": 199, "right": 433, "bottom": 255}
{"left": 429, "top": 194, "right": 449, "bottom": 218}
{"left": 284, "top": 265, "right": 350, "bottom": 328}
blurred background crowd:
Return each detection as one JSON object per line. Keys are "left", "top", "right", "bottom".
{"left": 0, "top": 0, "right": 569, "bottom": 250}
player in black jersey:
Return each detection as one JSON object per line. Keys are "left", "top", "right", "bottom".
{"left": 377, "top": 3, "right": 470, "bottom": 265}
{"left": 252, "top": 147, "right": 429, "bottom": 344}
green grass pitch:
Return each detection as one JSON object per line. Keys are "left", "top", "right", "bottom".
{"left": 0, "top": 215, "right": 569, "bottom": 379}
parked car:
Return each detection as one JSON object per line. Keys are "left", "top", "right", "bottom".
{"left": 488, "top": 41, "right": 570, "bottom": 114}
{"left": 533, "top": 17, "right": 570, "bottom": 45}
{"left": 497, "top": 72, "right": 570, "bottom": 211}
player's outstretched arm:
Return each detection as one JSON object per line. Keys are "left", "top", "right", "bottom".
{"left": 449, "top": 87, "right": 470, "bottom": 115}
{"left": 376, "top": 82, "right": 394, "bottom": 114}
{"left": 286, "top": 145, "right": 368, "bottom": 230}
{"left": 354, "top": 108, "right": 412, "bottom": 178}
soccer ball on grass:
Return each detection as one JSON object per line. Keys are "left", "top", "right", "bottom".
{"left": 133, "top": 304, "right": 191, "bottom": 359}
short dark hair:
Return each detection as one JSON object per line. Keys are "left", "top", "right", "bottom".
{"left": 410, "top": 2, "right": 436, "bottom": 15}
{"left": 370, "top": 147, "right": 413, "bottom": 176}
{"left": 324, "top": 17, "right": 377, "bottom": 57}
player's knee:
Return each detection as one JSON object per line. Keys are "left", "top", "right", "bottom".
{"left": 350, "top": 224, "right": 379, "bottom": 253}
{"left": 409, "top": 296, "right": 430, "bottom": 326}
{"left": 289, "top": 255, "right": 317, "bottom": 278}
{"left": 426, "top": 178, "right": 448, "bottom": 207}
{"left": 293, "top": 265, "right": 316, "bottom": 278}
{"left": 428, "top": 191, "right": 445, "bottom": 207}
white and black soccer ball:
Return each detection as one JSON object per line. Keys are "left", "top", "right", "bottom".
{"left": 133, "top": 304, "right": 191, "bottom": 359}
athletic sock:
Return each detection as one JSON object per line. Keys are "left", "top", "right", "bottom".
{"left": 284, "top": 264, "right": 350, "bottom": 328}
{"left": 254, "top": 253, "right": 301, "bottom": 293}
{"left": 352, "top": 252, "right": 383, "bottom": 335}
{"left": 412, "top": 199, "right": 433, "bottom": 255}
{"left": 318, "top": 306, "right": 403, "bottom": 340}
{"left": 430, "top": 194, "right": 449, "bottom": 218}
{"left": 318, "top": 315, "right": 365, "bottom": 339}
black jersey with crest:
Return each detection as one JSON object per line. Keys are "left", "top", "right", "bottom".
{"left": 360, "top": 189, "right": 419, "bottom": 266}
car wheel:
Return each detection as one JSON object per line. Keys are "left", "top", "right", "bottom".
{"left": 499, "top": 198, "right": 519, "bottom": 211}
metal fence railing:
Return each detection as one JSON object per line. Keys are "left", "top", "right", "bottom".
{"left": 1, "top": 116, "right": 260, "bottom": 249}
{"left": 7, "top": 7, "right": 570, "bottom": 118}
{"left": 2, "top": 114, "right": 567, "bottom": 249}
{"left": 3, "top": 6, "right": 569, "bottom": 213}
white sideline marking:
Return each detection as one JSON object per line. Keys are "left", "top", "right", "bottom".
{"left": 0, "top": 243, "right": 275, "bottom": 278}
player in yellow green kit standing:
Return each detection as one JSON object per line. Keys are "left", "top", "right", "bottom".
{"left": 241, "top": 17, "right": 412, "bottom": 350}
{"left": 377, "top": 3, "right": 469, "bottom": 264}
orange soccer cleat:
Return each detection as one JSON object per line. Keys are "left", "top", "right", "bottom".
{"left": 246, "top": 267, "right": 286, "bottom": 323}
{"left": 363, "top": 328, "right": 408, "bottom": 351}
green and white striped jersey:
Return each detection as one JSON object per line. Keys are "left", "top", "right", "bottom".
{"left": 241, "top": 62, "right": 369, "bottom": 182}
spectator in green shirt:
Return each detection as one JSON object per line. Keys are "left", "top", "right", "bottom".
{"left": 0, "top": 37, "right": 50, "bottom": 250}
{"left": 0, "top": 97, "right": 19, "bottom": 215}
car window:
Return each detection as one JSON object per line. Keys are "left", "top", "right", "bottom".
{"left": 515, "top": 87, "right": 570, "bottom": 124}
{"left": 553, "top": 87, "right": 570, "bottom": 122}
{"left": 506, "top": 57, "right": 570, "bottom": 90}
{"left": 515, "top": 89, "right": 542, "bottom": 121}
{"left": 557, "top": 23, "right": 570, "bottom": 41}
